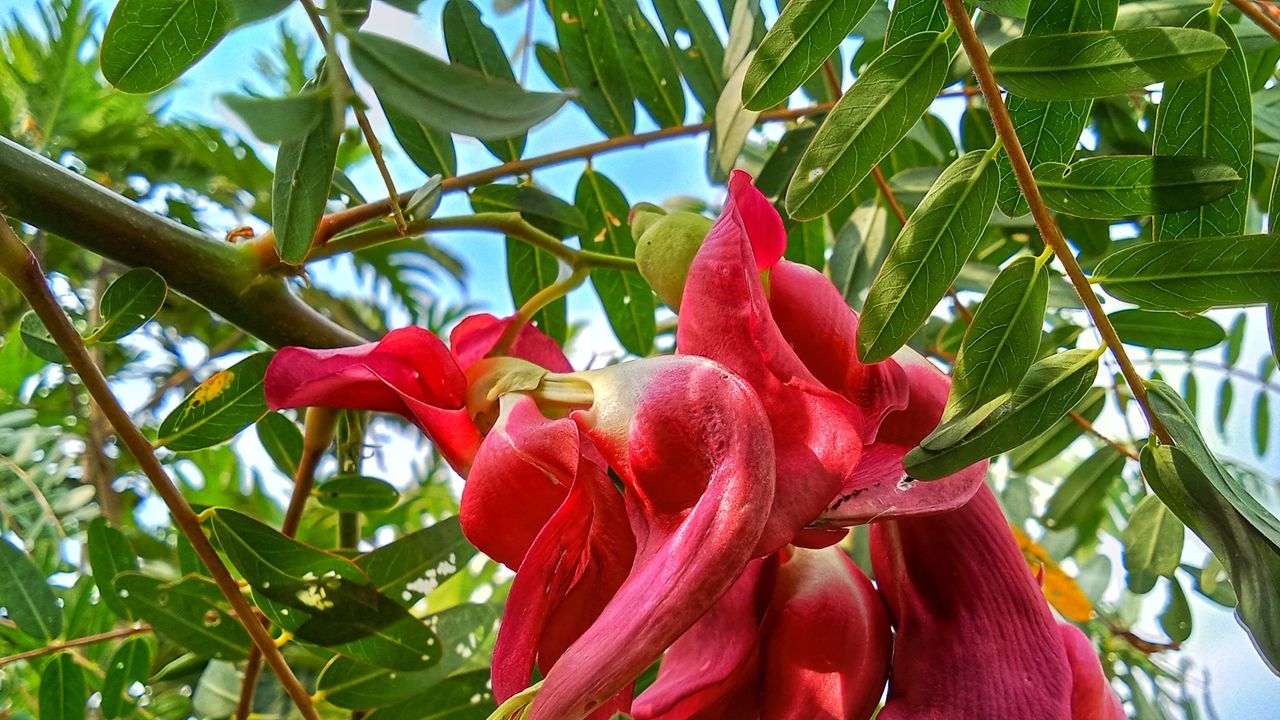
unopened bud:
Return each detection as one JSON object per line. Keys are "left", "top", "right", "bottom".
{"left": 633, "top": 211, "right": 713, "bottom": 311}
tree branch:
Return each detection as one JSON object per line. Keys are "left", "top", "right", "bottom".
{"left": 0, "top": 137, "right": 362, "bottom": 349}
{"left": 0, "top": 625, "right": 153, "bottom": 668}
{"left": 940, "top": 0, "right": 1172, "bottom": 445}
{"left": 1230, "top": 0, "right": 1280, "bottom": 41}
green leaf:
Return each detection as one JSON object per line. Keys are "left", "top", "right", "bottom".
{"left": 946, "top": 255, "right": 1049, "bottom": 420}
{"left": 255, "top": 412, "right": 303, "bottom": 478}
{"left": 859, "top": 148, "right": 1001, "bottom": 363}
{"left": 114, "top": 574, "right": 252, "bottom": 660}
{"left": 606, "top": 0, "right": 686, "bottom": 127}
{"left": 1045, "top": 447, "right": 1126, "bottom": 529}
{"left": 1253, "top": 85, "right": 1280, "bottom": 140}
{"left": 1153, "top": 9, "right": 1253, "bottom": 241}
{"left": 504, "top": 239, "right": 567, "bottom": 344}
{"left": 546, "top": 0, "right": 636, "bottom": 137}
{"left": 710, "top": 50, "right": 761, "bottom": 183}
{"left": 996, "top": 0, "right": 1118, "bottom": 216}
{"left": 93, "top": 267, "right": 168, "bottom": 342}
{"left": 0, "top": 536, "right": 61, "bottom": 640}
{"left": 1108, "top": 308, "right": 1226, "bottom": 351}
{"left": 349, "top": 32, "right": 567, "bottom": 140}
{"left": 884, "top": 0, "right": 950, "bottom": 47}
{"left": 87, "top": 518, "right": 139, "bottom": 621}
{"left": 1225, "top": 313, "right": 1247, "bottom": 366}
{"left": 1141, "top": 432, "right": 1280, "bottom": 672}
{"left": 783, "top": 216, "right": 827, "bottom": 270}
{"left": 741, "top": 0, "right": 876, "bottom": 111}
{"left": 1256, "top": 391, "right": 1271, "bottom": 456}
{"left": 989, "top": 27, "right": 1229, "bottom": 101}
{"left": 354, "top": 516, "right": 477, "bottom": 607}
{"left": 757, "top": 125, "right": 818, "bottom": 199}
{"left": 1009, "top": 387, "right": 1106, "bottom": 472}
{"left": 100, "top": 0, "right": 231, "bottom": 93}
{"left": 1123, "top": 494, "right": 1186, "bottom": 595}
{"left": 1034, "top": 155, "right": 1241, "bottom": 219}
{"left": 380, "top": 95, "right": 457, "bottom": 178}
{"left": 209, "top": 509, "right": 442, "bottom": 670}
{"left": 101, "top": 636, "right": 155, "bottom": 719}
{"left": 1217, "top": 376, "right": 1233, "bottom": 433}
{"left": 315, "top": 475, "right": 400, "bottom": 512}
{"left": 221, "top": 92, "right": 329, "bottom": 144}
{"left": 317, "top": 603, "right": 497, "bottom": 709}
{"left": 442, "top": 0, "right": 526, "bottom": 162}
{"left": 1161, "top": 575, "right": 1193, "bottom": 643}
{"left": 786, "top": 31, "right": 951, "bottom": 220}
{"left": 576, "top": 169, "right": 655, "bottom": 355}
{"left": 829, "top": 201, "right": 901, "bottom": 305}
{"left": 364, "top": 670, "right": 495, "bottom": 720}
{"left": 651, "top": 0, "right": 726, "bottom": 112}
{"left": 905, "top": 347, "right": 1101, "bottom": 480}
{"left": 272, "top": 89, "right": 340, "bottom": 264}
{"left": 470, "top": 184, "right": 586, "bottom": 238}
{"left": 1091, "top": 235, "right": 1280, "bottom": 311}
{"left": 19, "top": 310, "right": 66, "bottom": 364}
{"left": 39, "top": 653, "right": 86, "bottom": 720}
{"left": 157, "top": 352, "right": 272, "bottom": 451}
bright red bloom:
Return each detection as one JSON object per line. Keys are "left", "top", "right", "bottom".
{"left": 871, "top": 485, "right": 1122, "bottom": 719}
{"left": 1059, "top": 623, "right": 1127, "bottom": 720}
{"left": 633, "top": 545, "right": 891, "bottom": 720}
{"left": 528, "top": 356, "right": 777, "bottom": 720}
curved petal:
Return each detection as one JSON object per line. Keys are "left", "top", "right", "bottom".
{"left": 816, "top": 348, "right": 986, "bottom": 527}
{"left": 1058, "top": 624, "right": 1127, "bottom": 720}
{"left": 760, "top": 547, "right": 890, "bottom": 720}
{"left": 486, "top": 397, "right": 634, "bottom": 703}
{"left": 450, "top": 313, "right": 573, "bottom": 373}
{"left": 529, "top": 356, "right": 776, "bottom": 720}
{"left": 677, "top": 173, "right": 864, "bottom": 554}
{"left": 871, "top": 485, "right": 1075, "bottom": 720}
{"left": 265, "top": 327, "right": 479, "bottom": 470}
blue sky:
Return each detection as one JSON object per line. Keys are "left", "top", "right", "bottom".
{"left": 9, "top": 0, "right": 1280, "bottom": 714}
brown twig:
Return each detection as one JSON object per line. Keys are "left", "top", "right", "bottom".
{"left": 1069, "top": 411, "right": 1140, "bottom": 461}
{"left": 0, "top": 625, "right": 152, "bottom": 668}
{"left": 1230, "top": 0, "right": 1280, "bottom": 41}
{"left": 0, "top": 220, "right": 322, "bottom": 720}
{"left": 941, "top": 0, "right": 1172, "bottom": 445}
{"left": 298, "top": 0, "right": 408, "bottom": 236}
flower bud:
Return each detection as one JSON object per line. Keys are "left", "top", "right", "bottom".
{"left": 633, "top": 210, "right": 713, "bottom": 310}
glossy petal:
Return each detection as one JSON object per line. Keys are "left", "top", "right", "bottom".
{"left": 486, "top": 396, "right": 634, "bottom": 704}
{"left": 529, "top": 356, "right": 776, "bottom": 720}
{"left": 677, "top": 171, "right": 865, "bottom": 554}
{"left": 265, "top": 327, "right": 479, "bottom": 470}
{"left": 450, "top": 313, "right": 573, "bottom": 373}
{"left": 1058, "top": 624, "right": 1127, "bottom": 720}
{"left": 871, "top": 485, "right": 1075, "bottom": 720}
{"left": 817, "top": 348, "right": 986, "bottom": 527}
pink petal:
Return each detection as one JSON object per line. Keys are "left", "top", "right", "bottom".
{"left": 759, "top": 547, "right": 890, "bottom": 720}
{"left": 871, "top": 485, "right": 1075, "bottom": 720}
{"left": 1058, "top": 624, "right": 1127, "bottom": 720}
{"left": 450, "top": 313, "right": 573, "bottom": 373}
{"left": 486, "top": 397, "right": 634, "bottom": 703}
{"left": 677, "top": 176, "right": 865, "bottom": 554}
{"left": 265, "top": 327, "right": 479, "bottom": 471}
{"left": 528, "top": 356, "right": 776, "bottom": 720}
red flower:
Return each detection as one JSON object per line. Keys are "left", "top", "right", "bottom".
{"left": 633, "top": 545, "right": 891, "bottom": 720}
{"left": 871, "top": 485, "right": 1124, "bottom": 719}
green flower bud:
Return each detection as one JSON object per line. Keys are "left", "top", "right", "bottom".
{"left": 634, "top": 211, "right": 714, "bottom": 311}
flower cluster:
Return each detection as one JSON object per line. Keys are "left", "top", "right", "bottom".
{"left": 265, "top": 172, "right": 1125, "bottom": 720}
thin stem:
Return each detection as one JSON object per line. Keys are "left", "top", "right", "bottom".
{"left": 493, "top": 266, "right": 592, "bottom": 355}
{"left": 299, "top": 0, "right": 408, "bottom": 236}
{"left": 1229, "top": 0, "right": 1280, "bottom": 41}
{"left": 335, "top": 411, "right": 366, "bottom": 549}
{"left": 1068, "top": 411, "right": 1140, "bottom": 461}
{"left": 940, "top": 0, "right": 1172, "bottom": 445}
{"left": 0, "top": 220, "right": 322, "bottom": 720}
{"left": 0, "top": 624, "right": 152, "bottom": 668}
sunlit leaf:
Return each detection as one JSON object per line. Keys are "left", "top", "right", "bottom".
{"left": 442, "top": 0, "right": 526, "bottom": 161}
{"left": 742, "top": 0, "right": 876, "bottom": 111}
{"left": 114, "top": 573, "right": 252, "bottom": 660}
{"left": 1108, "top": 308, "right": 1226, "bottom": 351}
{"left": 651, "top": 0, "right": 726, "bottom": 111}
{"left": 1123, "top": 494, "right": 1186, "bottom": 594}
{"left": 315, "top": 475, "right": 400, "bottom": 512}
{"left": 1035, "top": 155, "right": 1240, "bottom": 219}
{"left": 156, "top": 352, "right": 272, "bottom": 451}
{"left": 101, "top": 636, "right": 155, "bottom": 719}
{"left": 100, "top": 0, "right": 230, "bottom": 93}
{"left": 1092, "top": 235, "right": 1280, "bottom": 311}
{"left": 576, "top": 169, "right": 655, "bottom": 355}
{"left": 272, "top": 78, "right": 340, "bottom": 264}
{"left": 354, "top": 516, "right": 477, "bottom": 607}
{"left": 93, "top": 267, "right": 168, "bottom": 342}
{"left": 1009, "top": 387, "right": 1106, "bottom": 472}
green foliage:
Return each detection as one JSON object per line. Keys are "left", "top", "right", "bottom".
{"left": 1034, "top": 155, "right": 1241, "bottom": 219}
{"left": 100, "top": 0, "right": 231, "bottom": 93}
{"left": 156, "top": 352, "right": 272, "bottom": 451}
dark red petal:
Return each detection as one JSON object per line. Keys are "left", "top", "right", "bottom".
{"left": 450, "top": 313, "right": 573, "bottom": 373}
{"left": 760, "top": 547, "right": 891, "bottom": 720}
{"left": 871, "top": 485, "right": 1075, "bottom": 720}
{"left": 528, "top": 356, "right": 776, "bottom": 720}
{"left": 816, "top": 348, "right": 986, "bottom": 526}
{"left": 487, "top": 396, "right": 634, "bottom": 702}
{"left": 677, "top": 176, "right": 864, "bottom": 554}
{"left": 264, "top": 327, "right": 479, "bottom": 470}
{"left": 1058, "top": 624, "right": 1127, "bottom": 720}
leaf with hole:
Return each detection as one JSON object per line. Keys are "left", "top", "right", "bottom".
{"left": 1034, "top": 155, "right": 1240, "bottom": 219}
{"left": 355, "top": 516, "right": 477, "bottom": 607}
{"left": 315, "top": 475, "right": 400, "bottom": 512}
{"left": 742, "top": 0, "right": 877, "bottom": 111}
{"left": 100, "top": 0, "right": 231, "bottom": 93}
{"left": 114, "top": 574, "right": 251, "bottom": 660}
{"left": 93, "top": 267, "right": 168, "bottom": 342}
{"left": 786, "top": 31, "right": 951, "bottom": 220}
{"left": 606, "top": 0, "right": 686, "bottom": 127}
{"left": 989, "top": 27, "right": 1228, "bottom": 101}
{"left": 1092, "top": 235, "right": 1280, "bottom": 311}
{"left": 859, "top": 148, "right": 1001, "bottom": 363}
{"left": 576, "top": 169, "right": 655, "bottom": 355}
{"left": 157, "top": 352, "right": 272, "bottom": 451}
{"left": 0, "top": 536, "right": 61, "bottom": 640}
{"left": 1108, "top": 308, "right": 1225, "bottom": 351}
{"left": 651, "top": 0, "right": 725, "bottom": 111}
